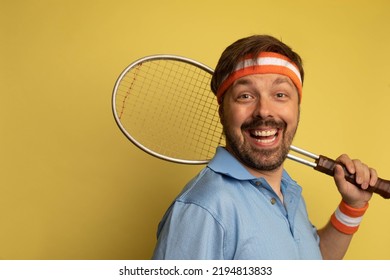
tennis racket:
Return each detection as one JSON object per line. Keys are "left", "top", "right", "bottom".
{"left": 112, "top": 54, "right": 390, "bottom": 199}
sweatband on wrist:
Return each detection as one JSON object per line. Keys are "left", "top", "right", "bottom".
{"left": 216, "top": 52, "right": 303, "bottom": 104}
{"left": 330, "top": 200, "right": 369, "bottom": 234}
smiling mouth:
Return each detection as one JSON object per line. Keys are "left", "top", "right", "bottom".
{"left": 249, "top": 128, "right": 279, "bottom": 144}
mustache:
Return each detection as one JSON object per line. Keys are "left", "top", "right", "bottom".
{"left": 241, "top": 118, "right": 286, "bottom": 130}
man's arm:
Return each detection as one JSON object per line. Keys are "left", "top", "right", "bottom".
{"left": 318, "top": 157, "right": 377, "bottom": 259}
{"left": 318, "top": 220, "right": 354, "bottom": 259}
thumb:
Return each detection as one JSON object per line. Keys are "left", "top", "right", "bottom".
{"left": 333, "top": 164, "right": 347, "bottom": 187}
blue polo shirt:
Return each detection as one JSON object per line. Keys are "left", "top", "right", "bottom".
{"left": 152, "top": 147, "right": 322, "bottom": 259}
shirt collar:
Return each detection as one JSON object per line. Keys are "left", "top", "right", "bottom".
{"left": 208, "top": 146, "right": 299, "bottom": 186}
{"left": 208, "top": 147, "right": 256, "bottom": 180}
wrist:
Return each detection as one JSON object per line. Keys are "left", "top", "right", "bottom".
{"left": 342, "top": 199, "right": 368, "bottom": 209}
{"left": 330, "top": 200, "right": 369, "bottom": 234}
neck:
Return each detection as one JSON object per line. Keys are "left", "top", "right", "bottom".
{"left": 225, "top": 145, "right": 285, "bottom": 201}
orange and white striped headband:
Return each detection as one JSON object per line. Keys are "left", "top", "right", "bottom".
{"left": 216, "top": 52, "right": 302, "bottom": 104}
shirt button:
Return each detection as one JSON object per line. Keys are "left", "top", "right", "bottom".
{"left": 255, "top": 181, "right": 261, "bottom": 187}
{"left": 270, "top": 198, "right": 277, "bottom": 205}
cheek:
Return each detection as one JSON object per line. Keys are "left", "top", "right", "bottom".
{"left": 221, "top": 106, "right": 248, "bottom": 130}
{"left": 276, "top": 100, "right": 298, "bottom": 117}
{"left": 284, "top": 107, "right": 300, "bottom": 130}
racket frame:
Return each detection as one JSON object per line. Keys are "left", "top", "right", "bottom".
{"left": 112, "top": 54, "right": 216, "bottom": 165}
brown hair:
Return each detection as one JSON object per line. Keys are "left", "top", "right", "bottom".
{"left": 210, "top": 35, "right": 304, "bottom": 99}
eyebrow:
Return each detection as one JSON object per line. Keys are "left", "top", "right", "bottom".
{"left": 231, "top": 77, "right": 254, "bottom": 88}
{"left": 272, "top": 76, "right": 294, "bottom": 87}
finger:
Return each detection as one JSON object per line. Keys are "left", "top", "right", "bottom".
{"left": 336, "top": 154, "right": 356, "bottom": 175}
{"left": 334, "top": 164, "right": 346, "bottom": 186}
{"left": 369, "top": 168, "right": 378, "bottom": 187}
{"left": 352, "top": 159, "right": 368, "bottom": 187}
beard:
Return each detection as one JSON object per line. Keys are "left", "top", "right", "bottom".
{"left": 223, "top": 117, "right": 297, "bottom": 172}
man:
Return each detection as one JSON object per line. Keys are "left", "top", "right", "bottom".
{"left": 152, "top": 35, "right": 378, "bottom": 259}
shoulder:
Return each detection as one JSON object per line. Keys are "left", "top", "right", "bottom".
{"left": 177, "top": 167, "right": 243, "bottom": 211}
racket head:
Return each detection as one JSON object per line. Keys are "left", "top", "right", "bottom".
{"left": 112, "top": 54, "right": 225, "bottom": 164}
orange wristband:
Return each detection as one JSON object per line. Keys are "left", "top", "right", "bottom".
{"left": 330, "top": 200, "right": 369, "bottom": 234}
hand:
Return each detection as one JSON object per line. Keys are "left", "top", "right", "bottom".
{"left": 333, "top": 154, "right": 377, "bottom": 208}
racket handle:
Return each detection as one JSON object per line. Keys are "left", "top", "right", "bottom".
{"left": 314, "top": 155, "right": 390, "bottom": 199}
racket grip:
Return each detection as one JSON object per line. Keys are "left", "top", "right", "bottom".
{"left": 314, "top": 155, "right": 390, "bottom": 199}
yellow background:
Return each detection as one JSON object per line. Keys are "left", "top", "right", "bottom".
{"left": 1, "top": 0, "right": 389, "bottom": 259}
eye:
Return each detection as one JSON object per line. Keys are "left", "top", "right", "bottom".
{"left": 236, "top": 93, "right": 255, "bottom": 103}
{"left": 237, "top": 93, "right": 255, "bottom": 101}
{"left": 239, "top": 93, "right": 251, "bottom": 99}
{"left": 275, "top": 92, "right": 288, "bottom": 99}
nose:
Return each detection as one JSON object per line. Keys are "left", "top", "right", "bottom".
{"left": 253, "top": 97, "right": 273, "bottom": 119}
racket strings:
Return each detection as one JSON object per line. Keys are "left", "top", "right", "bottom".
{"left": 118, "top": 64, "right": 142, "bottom": 119}
{"left": 165, "top": 62, "right": 222, "bottom": 158}
{"left": 115, "top": 58, "right": 224, "bottom": 162}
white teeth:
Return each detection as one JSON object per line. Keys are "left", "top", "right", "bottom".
{"left": 252, "top": 129, "right": 277, "bottom": 137}
{"left": 255, "top": 137, "right": 276, "bottom": 143}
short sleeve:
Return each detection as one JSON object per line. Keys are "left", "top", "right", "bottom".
{"left": 152, "top": 201, "right": 225, "bottom": 260}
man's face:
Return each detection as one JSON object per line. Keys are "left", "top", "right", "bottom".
{"left": 219, "top": 73, "right": 300, "bottom": 173}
